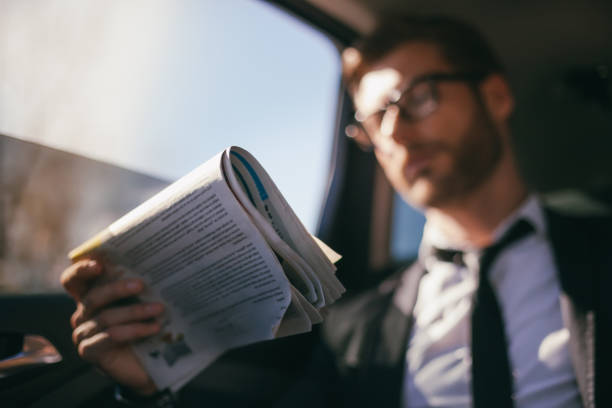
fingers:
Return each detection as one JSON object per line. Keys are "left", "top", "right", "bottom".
{"left": 106, "top": 321, "right": 162, "bottom": 343}
{"left": 72, "top": 302, "right": 164, "bottom": 345}
{"left": 77, "top": 322, "right": 161, "bottom": 362}
{"left": 61, "top": 259, "right": 103, "bottom": 301}
{"left": 71, "top": 278, "right": 146, "bottom": 328}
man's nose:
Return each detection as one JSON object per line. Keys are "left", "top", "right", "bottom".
{"left": 379, "top": 104, "right": 417, "bottom": 146}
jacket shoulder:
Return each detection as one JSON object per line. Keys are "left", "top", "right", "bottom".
{"left": 322, "top": 261, "right": 423, "bottom": 370}
{"left": 322, "top": 275, "right": 399, "bottom": 369}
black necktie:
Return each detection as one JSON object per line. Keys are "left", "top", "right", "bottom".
{"left": 431, "top": 247, "right": 465, "bottom": 266}
{"left": 471, "top": 219, "right": 535, "bottom": 408}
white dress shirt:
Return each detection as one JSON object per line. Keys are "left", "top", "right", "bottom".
{"left": 398, "top": 197, "right": 582, "bottom": 407}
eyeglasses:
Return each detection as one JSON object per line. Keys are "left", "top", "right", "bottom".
{"left": 345, "top": 72, "right": 487, "bottom": 151}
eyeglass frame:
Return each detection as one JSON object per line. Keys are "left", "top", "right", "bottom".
{"left": 346, "top": 71, "right": 489, "bottom": 151}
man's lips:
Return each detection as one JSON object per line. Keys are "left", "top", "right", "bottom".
{"left": 404, "top": 157, "right": 430, "bottom": 181}
{"left": 404, "top": 147, "right": 438, "bottom": 180}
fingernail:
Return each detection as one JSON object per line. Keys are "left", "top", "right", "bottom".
{"left": 125, "top": 280, "right": 142, "bottom": 291}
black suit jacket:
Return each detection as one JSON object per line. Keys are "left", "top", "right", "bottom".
{"left": 314, "top": 210, "right": 612, "bottom": 408}
{"left": 105, "top": 210, "right": 611, "bottom": 408}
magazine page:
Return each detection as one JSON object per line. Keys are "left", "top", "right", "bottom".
{"left": 69, "top": 151, "right": 292, "bottom": 391}
{"left": 221, "top": 147, "right": 345, "bottom": 306}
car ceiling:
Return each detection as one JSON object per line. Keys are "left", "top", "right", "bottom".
{"left": 307, "top": 0, "right": 612, "bottom": 68}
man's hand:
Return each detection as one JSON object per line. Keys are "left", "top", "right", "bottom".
{"left": 61, "top": 259, "right": 165, "bottom": 396}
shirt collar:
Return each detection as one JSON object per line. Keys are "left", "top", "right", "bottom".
{"left": 418, "top": 195, "right": 546, "bottom": 264}
{"left": 491, "top": 195, "right": 546, "bottom": 242}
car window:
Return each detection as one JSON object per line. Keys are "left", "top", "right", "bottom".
{"left": 0, "top": 0, "right": 340, "bottom": 293}
{"left": 390, "top": 194, "right": 425, "bottom": 262}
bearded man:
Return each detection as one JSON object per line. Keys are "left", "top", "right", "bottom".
{"left": 61, "top": 15, "right": 612, "bottom": 408}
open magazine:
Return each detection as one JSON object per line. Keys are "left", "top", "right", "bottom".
{"left": 68, "top": 146, "right": 344, "bottom": 392}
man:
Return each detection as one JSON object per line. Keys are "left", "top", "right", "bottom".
{"left": 61, "top": 15, "right": 611, "bottom": 407}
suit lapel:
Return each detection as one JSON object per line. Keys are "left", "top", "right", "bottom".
{"left": 545, "top": 209, "right": 607, "bottom": 408}
{"left": 322, "top": 261, "right": 426, "bottom": 407}
{"left": 358, "top": 262, "right": 426, "bottom": 407}
{"left": 373, "top": 261, "right": 426, "bottom": 365}
{"left": 559, "top": 294, "right": 595, "bottom": 408}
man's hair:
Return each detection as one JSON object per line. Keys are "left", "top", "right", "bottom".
{"left": 342, "top": 15, "right": 505, "bottom": 92}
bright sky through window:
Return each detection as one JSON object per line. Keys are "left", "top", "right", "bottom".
{"left": 0, "top": 0, "right": 340, "bottom": 231}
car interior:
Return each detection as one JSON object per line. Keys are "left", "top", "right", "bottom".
{"left": 1, "top": 0, "right": 611, "bottom": 406}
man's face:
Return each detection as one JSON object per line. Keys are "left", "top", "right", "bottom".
{"left": 353, "top": 42, "right": 505, "bottom": 209}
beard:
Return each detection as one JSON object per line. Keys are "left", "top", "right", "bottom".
{"left": 401, "top": 105, "right": 504, "bottom": 209}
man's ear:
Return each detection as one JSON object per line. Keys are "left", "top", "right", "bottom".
{"left": 479, "top": 74, "right": 514, "bottom": 122}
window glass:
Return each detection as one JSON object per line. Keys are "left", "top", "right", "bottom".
{"left": 0, "top": 0, "right": 340, "bottom": 292}
{"left": 390, "top": 194, "right": 426, "bottom": 262}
